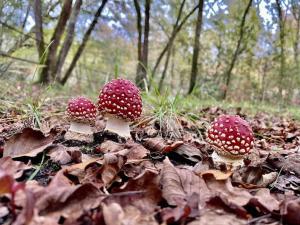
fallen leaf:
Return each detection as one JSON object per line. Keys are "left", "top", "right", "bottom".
{"left": 125, "top": 141, "right": 149, "bottom": 160}
{"left": 187, "top": 209, "right": 247, "bottom": 225}
{"left": 143, "top": 137, "right": 183, "bottom": 153}
{"left": 232, "top": 166, "right": 277, "bottom": 188}
{"left": 280, "top": 198, "right": 300, "bottom": 225}
{"left": 204, "top": 176, "right": 279, "bottom": 215}
{"left": 200, "top": 169, "right": 232, "bottom": 180}
{"left": 0, "top": 156, "right": 31, "bottom": 179}
{"left": 3, "top": 128, "right": 56, "bottom": 158}
{"left": 48, "top": 145, "right": 82, "bottom": 165}
{"left": 96, "top": 140, "right": 124, "bottom": 154}
{"left": 102, "top": 203, "right": 158, "bottom": 225}
{"left": 0, "top": 168, "right": 14, "bottom": 194}
{"left": 35, "top": 171, "right": 102, "bottom": 222}
{"left": 267, "top": 151, "right": 300, "bottom": 176}
{"left": 112, "top": 170, "right": 161, "bottom": 213}
{"left": 171, "top": 143, "right": 206, "bottom": 163}
{"left": 160, "top": 158, "right": 211, "bottom": 208}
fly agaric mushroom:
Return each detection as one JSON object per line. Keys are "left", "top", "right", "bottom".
{"left": 65, "top": 96, "right": 97, "bottom": 142}
{"left": 98, "top": 78, "right": 142, "bottom": 138}
{"left": 207, "top": 115, "right": 254, "bottom": 168}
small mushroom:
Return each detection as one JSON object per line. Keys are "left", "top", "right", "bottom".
{"left": 98, "top": 78, "right": 142, "bottom": 138}
{"left": 65, "top": 96, "right": 97, "bottom": 142}
{"left": 207, "top": 115, "right": 254, "bottom": 168}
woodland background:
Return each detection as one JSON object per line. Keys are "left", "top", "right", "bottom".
{"left": 0, "top": 0, "right": 300, "bottom": 108}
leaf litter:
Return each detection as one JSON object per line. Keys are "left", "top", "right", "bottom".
{"left": 0, "top": 105, "right": 299, "bottom": 225}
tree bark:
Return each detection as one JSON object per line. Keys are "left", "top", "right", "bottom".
{"left": 134, "top": 0, "right": 151, "bottom": 90}
{"left": 222, "top": 0, "right": 253, "bottom": 100}
{"left": 150, "top": 1, "right": 200, "bottom": 89}
{"left": 290, "top": 1, "right": 300, "bottom": 102}
{"left": 32, "top": 0, "right": 45, "bottom": 60}
{"left": 39, "top": 0, "right": 73, "bottom": 84}
{"left": 158, "top": 45, "right": 172, "bottom": 92}
{"left": 275, "top": 0, "right": 285, "bottom": 101}
{"left": 55, "top": 0, "right": 82, "bottom": 79}
{"left": 60, "top": 0, "right": 108, "bottom": 85}
{"left": 188, "top": 0, "right": 204, "bottom": 94}
{"left": 134, "top": 0, "right": 143, "bottom": 87}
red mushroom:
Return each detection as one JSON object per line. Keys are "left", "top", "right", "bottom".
{"left": 65, "top": 96, "right": 97, "bottom": 142}
{"left": 207, "top": 115, "right": 254, "bottom": 168}
{"left": 98, "top": 78, "right": 142, "bottom": 138}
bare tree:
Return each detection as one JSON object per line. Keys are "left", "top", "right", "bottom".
{"left": 61, "top": 0, "right": 108, "bottom": 85}
{"left": 289, "top": 1, "right": 300, "bottom": 101}
{"left": 150, "top": 0, "right": 200, "bottom": 90}
{"left": 39, "top": 0, "right": 73, "bottom": 83}
{"left": 188, "top": 0, "right": 204, "bottom": 94}
{"left": 54, "top": 0, "right": 83, "bottom": 79}
{"left": 32, "top": 0, "right": 45, "bottom": 60}
{"left": 134, "top": 0, "right": 151, "bottom": 90}
{"left": 222, "top": 0, "right": 253, "bottom": 100}
{"left": 275, "top": 0, "right": 285, "bottom": 101}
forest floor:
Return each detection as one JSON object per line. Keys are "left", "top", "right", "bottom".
{"left": 0, "top": 82, "right": 300, "bottom": 225}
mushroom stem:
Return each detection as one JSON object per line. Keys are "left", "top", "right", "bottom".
{"left": 105, "top": 115, "right": 131, "bottom": 138}
{"left": 211, "top": 151, "right": 244, "bottom": 168}
{"left": 69, "top": 122, "right": 93, "bottom": 134}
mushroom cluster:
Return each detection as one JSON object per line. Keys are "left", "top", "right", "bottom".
{"left": 64, "top": 78, "right": 255, "bottom": 170}
{"left": 207, "top": 115, "right": 254, "bottom": 168}
{"left": 65, "top": 78, "right": 142, "bottom": 141}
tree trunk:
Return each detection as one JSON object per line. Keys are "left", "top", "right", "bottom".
{"left": 275, "top": 0, "right": 285, "bottom": 101}
{"left": 135, "top": 0, "right": 151, "bottom": 90}
{"left": 290, "top": 2, "right": 300, "bottom": 102}
{"left": 39, "top": 0, "right": 73, "bottom": 84}
{"left": 222, "top": 0, "right": 253, "bottom": 100}
{"left": 158, "top": 45, "right": 172, "bottom": 92}
{"left": 188, "top": 0, "right": 204, "bottom": 94}
{"left": 134, "top": 0, "right": 143, "bottom": 87}
{"left": 60, "top": 0, "right": 108, "bottom": 85}
{"left": 260, "top": 59, "right": 268, "bottom": 102}
{"left": 150, "top": 0, "right": 200, "bottom": 89}
{"left": 55, "top": 0, "right": 82, "bottom": 79}
{"left": 32, "top": 0, "right": 45, "bottom": 61}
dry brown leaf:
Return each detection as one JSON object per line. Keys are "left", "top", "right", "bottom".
{"left": 0, "top": 168, "right": 13, "bottom": 194}
{"left": 96, "top": 140, "right": 124, "bottom": 154}
{"left": 204, "top": 176, "right": 279, "bottom": 213}
{"left": 35, "top": 171, "right": 102, "bottom": 222}
{"left": 267, "top": 151, "right": 300, "bottom": 176}
{"left": 200, "top": 169, "right": 232, "bottom": 180}
{"left": 48, "top": 145, "right": 81, "bottom": 165}
{"left": 0, "top": 156, "right": 31, "bottom": 179}
{"left": 144, "top": 137, "right": 183, "bottom": 153}
{"left": 125, "top": 141, "right": 149, "bottom": 160}
{"left": 102, "top": 203, "right": 158, "bottom": 225}
{"left": 232, "top": 166, "right": 277, "bottom": 188}
{"left": 172, "top": 143, "right": 205, "bottom": 163}
{"left": 112, "top": 170, "right": 161, "bottom": 213}
{"left": 3, "top": 128, "right": 56, "bottom": 158}
{"left": 161, "top": 158, "right": 211, "bottom": 208}
{"left": 280, "top": 198, "right": 300, "bottom": 225}
{"left": 81, "top": 150, "right": 128, "bottom": 188}
{"left": 187, "top": 210, "right": 247, "bottom": 225}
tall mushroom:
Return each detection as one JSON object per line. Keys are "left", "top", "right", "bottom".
{"left": 65, "top": 96, "right": 97, "bottom": 142}
{"left": 98, "top": 78, "right": 142, "bottom": 138}
{"left": 207, "top": 115, "right": 254, "bottom": 168}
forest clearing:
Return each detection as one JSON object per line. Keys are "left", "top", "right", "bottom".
{"left": 0, "top": 0, "right": 300, "bottom": 225}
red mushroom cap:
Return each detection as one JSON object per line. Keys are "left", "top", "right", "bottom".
{"left": 98, "top": 78, "right": 142, "bottom": 121}
{"left": 207, "top": 115, "right": 254, "bottom": 158}
{"left": 67, "top": 97, "right": 97, "bottom": 123}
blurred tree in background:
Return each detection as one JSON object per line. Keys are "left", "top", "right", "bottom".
{"left": 0, "top": 0, "right": 299, "bottom": 105}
